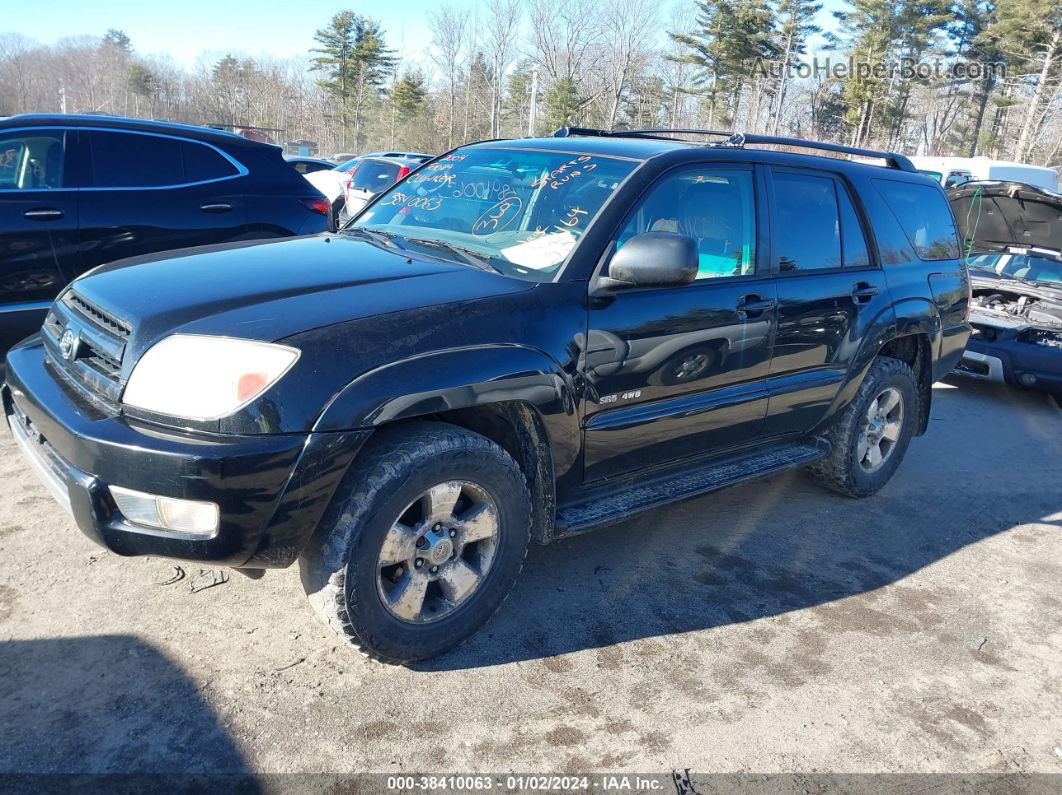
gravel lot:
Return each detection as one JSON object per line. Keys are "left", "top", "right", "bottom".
{"left": 0, "top": 376, "right": 1060, "bottom": 779}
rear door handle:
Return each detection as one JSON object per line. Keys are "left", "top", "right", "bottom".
{"left": 852, "top": 282, "right": 880, "bottom": 302}
{"left": 24, "top": 208, "right": 63, "bottom": 220}
{"left": 199, "top": 203, "right": 232, "bottom": 213}
{"left": 736, "top": 294, "right": 776, "bottom": 318}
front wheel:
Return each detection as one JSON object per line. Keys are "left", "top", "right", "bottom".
{"left": 299, "top": 422, "right": 531, "bottom": 664}
{"left": 808, "top": 356, "right": 918, "bottom": 498}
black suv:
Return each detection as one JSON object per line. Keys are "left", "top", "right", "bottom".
{"left": 0, "top": 115, "right": 330, "bottom": 346}
{"left": 3, "top": 129, "right": 971, "bottom": 663}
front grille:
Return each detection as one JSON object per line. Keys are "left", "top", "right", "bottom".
{"left": 64, "top": 292, "right": 131, "bottom": 339}
{"left": 42, "top": 291, "right": 133, "bottom": 407}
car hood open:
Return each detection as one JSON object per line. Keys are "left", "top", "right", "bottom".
{"left": 949, "top": 180, "right": 1062, "bottom": 252}
{"left": 70, "top": 234, "right": 533, "bottom": 361}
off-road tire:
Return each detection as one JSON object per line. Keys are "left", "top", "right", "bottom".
{"left": 299, "top": 422, "right": 531, "bottom": 664}
{"left": 808, "top": 356, "right": 918, "bottom": 498}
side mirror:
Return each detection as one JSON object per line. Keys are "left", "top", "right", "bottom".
{"left": 601, "top": 232, "right": 698, "bottom": 291}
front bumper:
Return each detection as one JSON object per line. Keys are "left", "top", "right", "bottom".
{"left": 955, "top": 334, "right": 1062, "bottom": 393}
{"left": 4, "top": 336, "right": 370, "bottom": 567}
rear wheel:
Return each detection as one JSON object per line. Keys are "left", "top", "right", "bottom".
{"left": 299, "top": 422, "right": 531, "bottom": 664}
{"left": 808, "top": 356, "right": 918, "bottom": 498}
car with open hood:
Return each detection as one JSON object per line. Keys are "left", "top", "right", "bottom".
{"left": 949, "top": 180, "right": 1062, "bottom": 395}
{"left": 4, "top": 129, "right": 970, "bottom": 663}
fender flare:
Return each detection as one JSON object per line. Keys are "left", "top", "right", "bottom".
{"left": 816, "top": 298, "right": 941, "bottom": 434}
{"left": 313, "top": 344, "right": 577, "bottom": 432}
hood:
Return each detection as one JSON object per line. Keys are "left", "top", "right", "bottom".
{"left": 71, "top": 235, "right": 533, "bottom": 361}
{"left": 949, "top": 181, "right": 1062, "bottom": 251}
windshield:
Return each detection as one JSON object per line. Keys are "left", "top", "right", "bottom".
{"left": 347, "top": 147, "right": 638, "bottom": 281}
{"left": 967, "top": 252, "right": 1062, "bottom": 284}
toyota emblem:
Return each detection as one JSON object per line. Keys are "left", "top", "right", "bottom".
{"left": 59, "top": 328, "right": 79, "bottom": 361}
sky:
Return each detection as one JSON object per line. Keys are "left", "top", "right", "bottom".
{"left": 4, "top": 0, "right": 846, "bottom": 75}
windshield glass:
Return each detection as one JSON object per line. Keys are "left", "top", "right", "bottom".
{"left": 347, "top": 147, "right": 638, "bottom": 281}
{"left": 967, "top": 252, "right": 1062, "bottom": 284}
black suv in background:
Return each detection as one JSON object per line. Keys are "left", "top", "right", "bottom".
{"left": 4, "top": 129, "right": 970, "bottom": 663}
{"left": 0, "top": 115, "right": 330, "bottom": 346}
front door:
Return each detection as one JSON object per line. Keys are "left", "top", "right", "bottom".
{"left": 0, "top": 128, "right": 79, "bottom": 343}
{"left": 582, "top": 164, "right": 776, "bottom": 482}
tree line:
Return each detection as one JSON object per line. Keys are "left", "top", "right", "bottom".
{"left": 1, "top": 0, "right": 1061, "bottom": 165}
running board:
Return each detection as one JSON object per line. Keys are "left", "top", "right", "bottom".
{"left": 554, "top": 439, "right": 830, "bottom": 538}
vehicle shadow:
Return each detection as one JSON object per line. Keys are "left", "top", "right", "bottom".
{"left": 0, "top": 635, "right": 252, "bottom": 782}
{"left": 417, "top": 379, "right": 1061, "bottom": 671}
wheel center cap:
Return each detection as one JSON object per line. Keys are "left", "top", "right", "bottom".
{"left": 428, "top": 539, "right": 453, "bottom": 565}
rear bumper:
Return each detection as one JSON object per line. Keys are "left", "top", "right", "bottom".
{"left": 4, "top": 336, "right": 370, "bottom": 567}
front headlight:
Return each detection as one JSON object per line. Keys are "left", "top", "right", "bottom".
{"left": 122, "top": 334, "right": 300, "bottom": 420}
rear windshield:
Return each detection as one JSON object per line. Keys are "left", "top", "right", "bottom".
{"left": 351, "top": 160, "right": 402, "bottom": 194}
{"left": 873, "top": 179, "right": 960, "bottom": 260}
{"left": 349, "top": 147, "right": 637, "bottom": 281}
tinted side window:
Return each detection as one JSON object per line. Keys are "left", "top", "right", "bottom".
{"left": 0, "top": 131, "right": 65, "bottom": 189}
{"left": 352, "top": 160, "right": 401, "bottom": 194}
{"left": 873, "top": 179, "right": 960, "bottom": 260}
{"left": 774, "top": 173, "right": 841, "bottom": 272}
{"left": 615, "top": 167, "right": 756, "bottom": 280}
{"left": 838, "top": 185, "right": 871, "bottom": 268}
{"left": 183, "top": 141, "right": 238, "bottom": 182}
{"left": 89, "top": 131, "right": 183, "bottom": 187}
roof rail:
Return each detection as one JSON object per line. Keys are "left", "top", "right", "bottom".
{"left": 550, "top": 126, "right": 915, "bottom": 172}
{"left": 728, "top": 133, "right": 916, "bottom": 172}
{"left": 552, "top": 126, "right": 694, "bottom": 142}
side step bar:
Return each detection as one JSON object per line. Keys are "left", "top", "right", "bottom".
{"left": 554, "top": 439, "right": 830, "bottom": 538}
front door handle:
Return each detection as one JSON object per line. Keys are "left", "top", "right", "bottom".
{"left": 736, "top": 294, "right": 776, "bottom": 318}
{"left": 852, "top": 282, "right": 880, "bottom": 302}
{"left": 199, "top": 203, "right": 232, "bottom": 213}
{"left": 24, "top": 208, "right": 63, "bottom": 220}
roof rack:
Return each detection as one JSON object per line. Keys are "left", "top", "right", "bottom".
{"left": 729, "top": 133, "right": 916, "bottom": 172}
{"left": 551, "top": 126, "right": 916, "bottom": 172}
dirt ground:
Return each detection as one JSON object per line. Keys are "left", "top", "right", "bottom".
{"left": 0, "top": 376, "right": 1060, "bottom": 779}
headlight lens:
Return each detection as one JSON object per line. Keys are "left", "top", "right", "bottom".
{"left": 122, "top": 334, "right": 300, "bottom": 420}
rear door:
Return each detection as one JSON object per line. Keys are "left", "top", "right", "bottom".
{"left": 582, "top": 163, "right": 776, "bottom": 481}
{"left": 763, "top": 167, "right": 890, "bottom": 436}
{"left": 0, "top": 128, "right": 79, "bottom": 342}
{"left": 77, "top": 129, "right": 248, "bottom": 273}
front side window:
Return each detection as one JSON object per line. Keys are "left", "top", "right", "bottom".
{"left": 774, "top": 172, "right": 841, "bottom": 272}
{"left": 873, "top": 179, "right": 960, "bottom": 260}
{"left": 88, "top": 131, "right": 238, "bottom": 188}
{"left": 615, "top": 167, "right": 756, "bottom": 280}
{"left": 0, "top": 131, "right": 65, "bottom": 190}
{"left": 351, "top": 147, "right": 637, "bottom": 281}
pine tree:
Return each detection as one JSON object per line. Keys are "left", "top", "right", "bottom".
{"left": 668, "top": 0, "right": 779, "bottom": 129}
{"left": 311, "top": 11, "right": 395, "bottom": 148}
{"left": 543, "top": 77, "right": 582, "bottom": 130}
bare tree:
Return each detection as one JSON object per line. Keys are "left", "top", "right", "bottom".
{"left": 481, "top": 0, "right": 522, "bottom": 137}
{"left": 601, "top": 0, "right": 658, "bottom": 129}
{"left": 429, "top": 5, "right": 467, "bottom": 148}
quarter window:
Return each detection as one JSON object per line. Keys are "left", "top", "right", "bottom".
{"left": 873, "top": 179, "right": 960, "bottom": 260}
{"left": 773, "top": 173, "right": 841, "bottom": 272}
{"left": 616, "top": 167, "right": 756, "bottom": 280}
{"left": 0, "top": 131, "right": 65, "bottom": 190}
{"left": 88, "top": 131, "right": 238, "bottom": 188}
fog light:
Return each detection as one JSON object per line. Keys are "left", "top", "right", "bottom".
{"left": 109, "top": 486, "right": 219, "bottom": 537}
{"left": 1019, "top": 373, "right": 1038, "bottom": 386}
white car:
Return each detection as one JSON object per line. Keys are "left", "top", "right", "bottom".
{"left": 303, "top": 152, "right": 432, "bottom": 229}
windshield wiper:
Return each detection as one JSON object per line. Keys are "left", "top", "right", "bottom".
{"left": 344, "top": 227, "right": 406, "bottom": 249}
{"left": 403, "top": 237, "right": 501, "bottom": 273}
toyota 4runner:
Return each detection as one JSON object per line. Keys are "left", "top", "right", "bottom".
{"left": 3, "top": 129, "right": 971, "bottom": 663}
